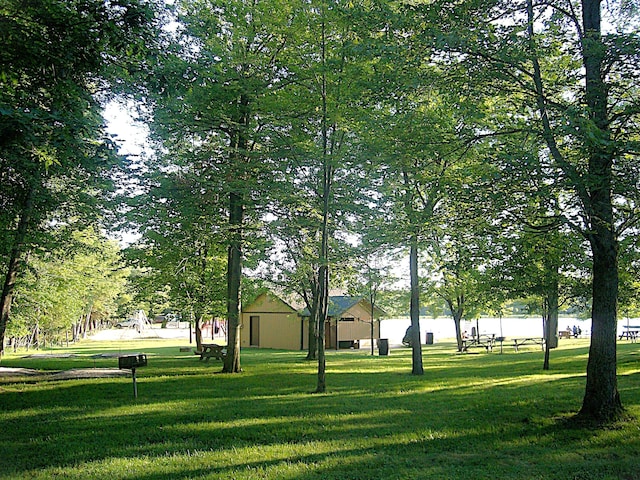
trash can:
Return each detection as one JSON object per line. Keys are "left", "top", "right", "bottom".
{"left": 378, "top": 338, "right": 389, "bottom": 356}
{"left": 426, "top": 332, "right": 434, "bottom": 345}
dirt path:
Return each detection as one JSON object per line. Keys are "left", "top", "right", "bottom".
{"left": 0, "top": 366, "right": 129, "bottom": 380}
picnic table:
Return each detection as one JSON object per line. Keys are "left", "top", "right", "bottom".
{"left": 511, "top": 337, "right": 545, "bottom": 352}
{"left": 619, "top": 326, "right": 640, "bottom": 343}
{"left": 559, "top": 330, "right": 572, "bottom": 339}
{"left": 462, "top": 334, "right": 496, "bottom": 352}
{"left": 195, "top": 344, "right": 227, "bottom": 361}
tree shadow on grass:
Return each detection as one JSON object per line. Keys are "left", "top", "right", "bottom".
{"left": 1, "top": 346, "right": 638, "bottom": 479}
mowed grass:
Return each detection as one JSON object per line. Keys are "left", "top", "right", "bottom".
{"left": 0, "top": 338, "right": 639, "bottom": 480}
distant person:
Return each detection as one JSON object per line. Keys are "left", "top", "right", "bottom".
{"left": 572, "top": 325, "right": 578, "bottom": 338}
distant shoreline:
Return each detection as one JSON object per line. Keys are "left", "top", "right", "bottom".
{"left": 380, "top": 315, "right": 632, "bottom": 347}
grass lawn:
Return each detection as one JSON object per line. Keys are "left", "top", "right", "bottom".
{"left": 0, "top": 338, "right": 638, "bottom": 479}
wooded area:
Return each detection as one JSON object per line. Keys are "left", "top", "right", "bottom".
{"left": 1, "top": 0, "right": 639, "bottom": 422}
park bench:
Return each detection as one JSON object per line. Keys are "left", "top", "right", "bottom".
{"left": 511, "top": 337, "right": 545, "bottom": 352}
{"left": 195, "top": 344, "right": 227, "bottom": 362}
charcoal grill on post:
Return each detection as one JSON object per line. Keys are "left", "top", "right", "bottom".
{"left": 118, "top": 354, "right": 147, "bottom": 398}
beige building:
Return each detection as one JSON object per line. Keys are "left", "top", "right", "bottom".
{"left": 240, "top": 292, "right": 301, "bottom": 350}
{"left": 240, "top": 292, "right": 385, "bottom": 350}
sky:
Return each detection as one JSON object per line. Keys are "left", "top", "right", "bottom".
{"left": 103, "top": 101, "right": 149, "bottom": 246}
{"left": 103, "top": 101, "right": 150, "bottom": 158}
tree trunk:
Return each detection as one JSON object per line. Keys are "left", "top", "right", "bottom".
{"left": 315, "top": 264, "right": 328, "bottom": 393}
{"left": 0, "top": 251, "right": 22, "bottom": 357}
{"left": 449, "top": 301, "right": 464, "bottom": 352}
{"left": 577, "top": 0, "right": 622, "bottom": 422}
{"left": 368, "top": 277, "right": 378, "bottom": 356}
{"left": 546, "top": 289, "right": 559, "bottom": 350}
{"left": 195, "top": 248, "right": 207, "bottom": 350}
{"left": 32, "top": 322, "right": 40, "bottom": 350}
{"left": 222, "top": 191, "right": 243, "bottom": 373}
{"left": 194, "top": 310, "right": 204, "bottom": 352}
{"left": 370, "top": 310, "right": 375, "bottom": 356}
{"left": 0, "top": 185, "right": 35, "bottom": 357}
{"left": 409, "top": 236, "right": 424, "bottom": 375}
{"left": 580, "top": 232, "right": 621, "bottom": 419}
{"left": 315, "top": 135, "right": 331, "bottom": 393}
{"left": 541, "top": 301, "right": 550, "bottom": 370}
{"left": 543, "top": 264, "right": 559, "bottom": 370}
{"left": 454, "top": 316, "right": 462, "bottom": 352}
{"left": 222, "top": 89, "right": 251, "bottom": 374}
{"left": 306, "top": 293, "right": 319, "bottom": 360}
{"left": 82, "top": 302, "right": 93, "bottom": 340}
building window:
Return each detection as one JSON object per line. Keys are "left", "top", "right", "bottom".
{"left": 340, "top": 317, "right": 355, "bottom": 322}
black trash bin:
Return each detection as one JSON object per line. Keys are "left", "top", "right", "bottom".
{"left": 378, "top": 338, "right": 389, "bottom": 356}
{"left": 426, "top": 332, "right": 434, "bottom": 345}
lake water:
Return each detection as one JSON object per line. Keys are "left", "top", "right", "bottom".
{"left": 379, "top": 316, "right": 638, "bottom": 347}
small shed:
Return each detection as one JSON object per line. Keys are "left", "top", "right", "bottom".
{"left": 239, "top": 292, "right": 302, "bottom": 350}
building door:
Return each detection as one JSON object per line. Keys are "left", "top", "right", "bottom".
{"left": 250, "top": 316, "right": 260, "bottom": 346}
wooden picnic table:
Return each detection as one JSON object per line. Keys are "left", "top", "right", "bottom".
{"left": 195, "top": 344, "right": 227, "bottom": 361}
{"left": 511, "top": 337, "right": 545, "bottom": 352}
{"left": 619, "top": 327, "right": 639, "bottom": 343}
{"left": 462, "top": 334, "right": 496, "bottom": 352}
{"left": 559, "top": 330, "right": 572, "bottom": 339}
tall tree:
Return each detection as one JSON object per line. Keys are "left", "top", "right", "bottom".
{"left": 350, "top": 0, "right": 501, "bottom": 373}
{"left": 146, "top": 0, "right": 307, "bottom": 372}
{"left": 301, "top": 0, "right": 381, "bottom": 391}
{"left": 362, "top": 85, "right": 474, "bottom": 373}
{"left": 249, "top": 0, "right": 380, "bottom": 387}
